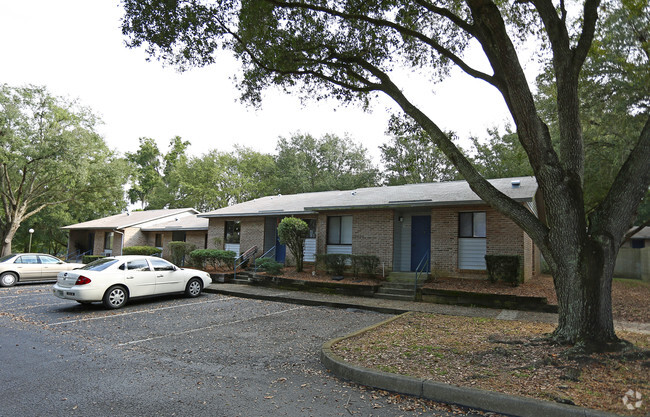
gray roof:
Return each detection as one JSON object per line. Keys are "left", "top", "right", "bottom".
{"left": 200, "top": 177, "right": 538, "bottom": 218}
{"left": 140, "top": 214, "right": 208, "bottom": 232}
{"left": 62, "top": 208, "right": 199, "bottom": 230}
{"left": 630, "top": 226, "right": 650, "bottom": 240}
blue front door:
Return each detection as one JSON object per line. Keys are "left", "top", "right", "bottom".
{"left": 410, "top": 215, "right": 431, "bottom": 272}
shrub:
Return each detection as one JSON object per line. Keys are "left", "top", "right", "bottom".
{"left": 189, "top": 249, "right": 236, "bottom": 269}
{"left": 255, "top": 257, "right": 284, "bottom": 275}
{"left": 83, "top": 255, "right": 104, "bottom": 264}
{"left": 352, "top": 255, "right": 380, "bottom": 277}
{"left": 316, "top": 253, "right": 349, "bottom": 276}
{"left": 277, "top": 217, "right": 310, "bottom": 272}
{"left": 485, "top": 255, "right": 522, "bottom": 286}
{"left": 168, "top": 241, "right": 197, "bottom": 266}
{"left": 122, "top": 246, "right": 162, "bottom": 256}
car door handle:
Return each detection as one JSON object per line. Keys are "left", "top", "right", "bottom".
{"left": 157, "top": 275, "right": 164, "bottom": 278}
{"left": 126, "top": 276, "right": 134, "bottom": 279}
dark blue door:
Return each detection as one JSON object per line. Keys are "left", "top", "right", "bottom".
{"left": 411, "top": 215, "right": 431, "bottom": 272}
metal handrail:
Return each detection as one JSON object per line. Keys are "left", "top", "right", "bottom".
{"left": 65, "top": 249, "right": 80, "bottom": 261}
{"left": 233, "top": 245, "right": 258, "bottom": 279}
{"left": 254, "top": 246, "right": 276, "bottom": 273}
{"left": 414, "top": 251, "right": 430, "bottom": 294}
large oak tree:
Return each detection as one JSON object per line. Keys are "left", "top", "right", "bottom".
{"left": 0, "top": 85, "right": 128, "bottom": 256}
{"left": 121, "top": 0, "right": 650, "bottom": 349}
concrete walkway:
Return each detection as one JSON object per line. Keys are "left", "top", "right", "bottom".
{"left": 204, "top": 282, "right": 646, "bottom": 417}
{"left": 205, "top": 282, "right": 649, "bottom": 334}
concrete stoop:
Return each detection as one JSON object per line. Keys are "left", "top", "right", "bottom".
{"left": 374, "top": 272, "right": 422, "bottom": 301}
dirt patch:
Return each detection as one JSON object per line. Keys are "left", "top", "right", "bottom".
{"left": 333, "top": 313, "right": 650, "bottom": 416}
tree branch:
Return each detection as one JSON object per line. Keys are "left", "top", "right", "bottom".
{"left": 349, "top": 55, "right": 550, "bottom": 248}
{"left": 264, "top": 0, "right": 496, "bottom": 85}
{"left": 592, "top": 114, "right": 650, "bottom": 243}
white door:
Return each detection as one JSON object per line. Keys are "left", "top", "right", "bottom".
{"left": 123, "top": 258, "right": 156, "bottom": 297}
{"left": 149, "top": 258, "right": 185, "bottom": 294}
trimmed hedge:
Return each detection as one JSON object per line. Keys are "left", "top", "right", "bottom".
{"left": 254, "top": 257, "right": 284, "bottom": 275}
{"left": 316, "top": 254, "right": 380, "bottom": 278}
{"left": 485, "top": 255, "right": 522, "bottom": 286}
{"left": 83, "top": 255, "right": 104, "bottom": 264}
{"left": 168, "top": 241, "right": 197, "bottom": 266}
{"left": 122, "top": 246, "right": 162, "bottom": 256}
{"left": 351, "top": 255, "right": 380, "bottom": 277}
{"left": 189, "top": 249, "right": 236, "bottom": 269}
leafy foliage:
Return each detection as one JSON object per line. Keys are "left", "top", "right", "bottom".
{"left": 469, "top": 128, "right": 534, "bottom": 179}
{"left": 189, "top": 249, "right": 236, "bottom": 269}
{"left": 381, "top": 115, "right": 460, "bottom": 185}
{"left": 254, "top": 257, "right": 284, "bottom": 275}
{"left": 122, "top": 246, "right": 162, "bottom": 256}
{"left": 0, "top": 84, "right": 128, "bottom": 256}
{"left": 485, "top": 255, "right": 522, "bottom": 286}
{"left": 167, "top": 241, "right": 196, "bottom": 266}
{"left": 275, "top": 133, "right": 379, "bottom": 194}
{"left": 277, "top": 217, "right": 310, "bottom": 272}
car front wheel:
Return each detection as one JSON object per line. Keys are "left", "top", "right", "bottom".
{"left": 185, "top": 278, "right": 202, "bottom": 298}
{"left": 0, "top": 272, "right": 18, "bottom": 287}
{"left": 103, "top": 285, "right": 128, "bottom": 309}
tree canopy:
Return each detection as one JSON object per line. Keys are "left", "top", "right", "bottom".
{"left": 0, "top": 84, "right": 128, "bottom": 256}
{"left": 121, "top": 0, "right": 650, "bottom": 348}
{"left": 380, "top": 115, "right": 459, "bottom": 185}
{"left": 275, "top": 133, "right": 378, "bottom": 194}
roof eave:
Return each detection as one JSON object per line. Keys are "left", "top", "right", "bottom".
{"left": 306, "top": 197, "right": 534, "bottom": 211}
{"left": 199, "top": 210, "right": 317, "bottom": 218}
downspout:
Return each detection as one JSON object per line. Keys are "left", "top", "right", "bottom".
{"left": 113, "top": 229, "right": 124, "bottom": 256}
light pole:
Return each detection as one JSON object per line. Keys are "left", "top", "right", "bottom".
{"left": 28, "top": 228, "right": 34, "bottom": 252}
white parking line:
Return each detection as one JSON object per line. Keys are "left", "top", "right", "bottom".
{"left": 46, "top": 297, "right": 234, "bottom": 326}
{"left": 117, "top": 305, "right": 308, "bottom": 347}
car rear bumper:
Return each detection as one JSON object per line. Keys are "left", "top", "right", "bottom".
{"left": 52, "top": 284, "right": 103, "bottom": 302}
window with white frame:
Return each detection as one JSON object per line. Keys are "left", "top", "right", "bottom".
{"left": 327, "top": 216, "right": 352, "bottom": 245}
{"left": 458, "top": 212, "right": 486, "bottom": 270}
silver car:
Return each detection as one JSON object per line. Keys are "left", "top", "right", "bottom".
{"left": 0, "top": 253, "right": 85, "bottom": 287}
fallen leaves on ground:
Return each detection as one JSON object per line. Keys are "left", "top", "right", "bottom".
{"left": 333, "top": 313, "right": 650, "bottom": 416}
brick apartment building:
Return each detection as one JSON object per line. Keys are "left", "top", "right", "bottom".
{"left": 63, "top": 208, "right": 207, "bottom": 260}
{"left": 200, "top": 177, "right": 543, "bottom": 281}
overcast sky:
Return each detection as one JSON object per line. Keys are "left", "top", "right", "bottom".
{"left": 1, "top": 0, "right": 520, "bottom": 163}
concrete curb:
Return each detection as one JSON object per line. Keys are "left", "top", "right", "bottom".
{"left": 204, "top": 286, "right": 409, "bottom": 315}
{"left": 321, "top": 313, "right": 623, "bottom": 417}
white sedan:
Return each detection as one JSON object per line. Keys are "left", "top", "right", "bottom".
{"left": 52, "top": 256, "right": 212, "bottom": 309}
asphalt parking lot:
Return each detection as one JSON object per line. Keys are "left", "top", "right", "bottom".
{"left": 0, "top": 283, "right": 481, "bottom": 417}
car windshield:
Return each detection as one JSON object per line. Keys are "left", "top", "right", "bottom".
{"left": 0, "top": 254, "right": 16, "bottom": 263}
{"left": 81, "top": 258, "right": 119, "bottom": 271}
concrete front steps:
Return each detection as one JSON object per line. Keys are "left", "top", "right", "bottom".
{"left": 374, "top": 272, "right": 422, "bottom": 301}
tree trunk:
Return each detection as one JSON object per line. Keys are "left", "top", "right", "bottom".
{"left": 551, "top": 236, "right": 620, "bottom": 350}
{"left": 1, "top": 221, "right": 20, "bottom": 256}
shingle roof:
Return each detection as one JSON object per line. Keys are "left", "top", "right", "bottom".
{"left": 630, "top": 226, "right": 650, "bottom": 240}
{"left": 200, "top": 177, "right": 538, "bottom": 218}
{"left": 62, "top": 208, "right": 199, "bottom": 230}
{"left": 140, "top": 214, "right": 208, "bottom": 231}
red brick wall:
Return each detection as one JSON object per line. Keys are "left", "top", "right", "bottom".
{"left": 315, "top": 209, "right": 393, "bottom": 270}
{"left": 430, "top": 204, "right": 538, "bottom": 281}
{"left": 241, "top": 218, "right": 265, "bottom": 255}
{"left": 207, "top": 219, "right": 226, "bottom": 249}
